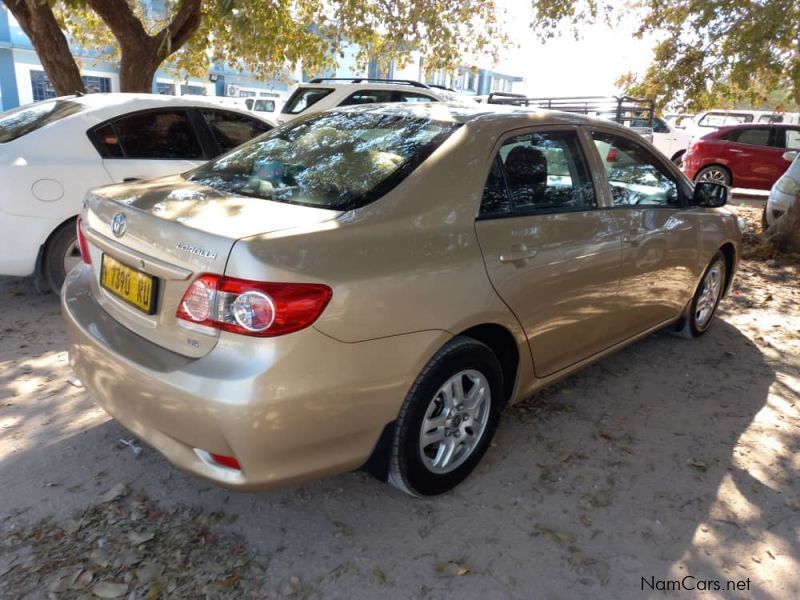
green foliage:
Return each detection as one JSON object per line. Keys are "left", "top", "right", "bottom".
{"left": 51, "top": 0, "right": 507, "bottom": 86}
{"left": 617, "top": 0, "right": 800, "bottom": 111}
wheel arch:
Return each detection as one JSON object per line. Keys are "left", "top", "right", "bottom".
{"left": 36, "top": 214, "right": 79, "bottom": 288}
{"left": 696, "top": 163, "right": 733, "bottom": 187}
{"left": 718, "top": 241, "right": 736, "bottom": 297}
{"left": 456, "top": 323, "right": 520, "bottom": 407}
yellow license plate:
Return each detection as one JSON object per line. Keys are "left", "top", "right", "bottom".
{"left": 100, "top": 255, "right": 157, "bottom": 314}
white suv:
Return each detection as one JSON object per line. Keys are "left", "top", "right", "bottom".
{"left": 275, "top": 78, "right": 462, "bottom": 124}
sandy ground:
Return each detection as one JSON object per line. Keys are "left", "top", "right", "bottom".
{"left": 1, "top": 203, "right": 799, "bottom": 599}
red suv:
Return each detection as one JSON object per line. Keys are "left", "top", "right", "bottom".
{"left": 683, "top": 123, "right": 800, "bottom": 189}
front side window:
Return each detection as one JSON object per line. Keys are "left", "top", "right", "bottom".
{"left": 484, "top": 131, "right": 596, "bottom": 213}
{"left": 0, "top": 99, "right": 85, "bottom": 143}
{"left": 282, "top": 87, "right": 334, "bottom": 114}
{"left": 591, "top": 132, "right": 680, "bottom": 207}
{"left": 784, "top": 129, "right": 800, "bottom": 150}
{"left": 201, "top": 110, "right": 272, "bottom": 153}
{"left": 189, "top": 111, "right": 461, "bottom": 211}
{"left": 110, "top": 109, "right": 203, "bottom": 159}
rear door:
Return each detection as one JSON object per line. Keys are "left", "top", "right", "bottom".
{"left": 474, "top": 126, "right": 624, "bottom": 378}
{"left": 719, "top": 127, "right": 779, "bottom": 188}
{"left": 91, "top": 108, "right": 208, "bottom": 183}
{"left": 588, "top": 129, "right": 699, "bottom": 331}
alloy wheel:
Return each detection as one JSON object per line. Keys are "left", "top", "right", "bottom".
{"left": 418, "top": 369, "right": 491, "bottom": 474}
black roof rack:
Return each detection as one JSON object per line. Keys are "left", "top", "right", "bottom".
{"left": 427, "top": 84, "right": 458, "bottom": 93}
{"left": 486, "top": 93, "right": 654, "bottom": 127}
{"left": 307, "top": 77, "right": 431, "bottom": 89}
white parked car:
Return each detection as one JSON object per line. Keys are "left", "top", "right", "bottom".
{"left": 651, "top": 116, "right": 691, "bottom": 164}
{"left": 274, "top": 78, "right": 460, "bottom": 124}
{"left": 682, "top": 109, "right": 800, "bottom": 146}
{"left": 765, "top": 150, "right": 800, "bottom": 227}
{"left": 0, "top": 93, "right": 274, "bottom": 291}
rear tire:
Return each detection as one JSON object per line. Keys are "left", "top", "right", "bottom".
{"left": 389, "top": 336, "right": 503, "bottom": 496}
{"left": 43, "top": 220, "right": 80, "bottom": 294}
{"left": 676, "top": 252, "right": 727, "bottom": 338}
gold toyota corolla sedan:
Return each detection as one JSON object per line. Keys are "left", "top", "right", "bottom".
{"left": 62, "top": 103, "right": 741, "bottom": 496}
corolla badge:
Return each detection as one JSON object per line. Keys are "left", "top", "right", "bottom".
{"left": 176, "top": 242, "right": 218, "bottom": 260}
{"left": 110, "top": 212, "right": 127, "bottom": 238}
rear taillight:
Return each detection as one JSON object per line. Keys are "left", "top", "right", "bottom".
{"left": 77, "top": 217, "right": 91, "bottom": 264}
{"left": 176, "top": 274, "right": 332, "bottom": 337}
{"left": 606, "top": 147, "right": 618, "bottom": 162}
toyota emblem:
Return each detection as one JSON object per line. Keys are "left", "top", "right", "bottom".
{"left": 111, "top": 212, "right": 127, "bottom": 238}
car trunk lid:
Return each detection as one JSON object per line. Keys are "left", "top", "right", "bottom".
{"left": 82, "top": 175, "right": 340, "bottom": 358}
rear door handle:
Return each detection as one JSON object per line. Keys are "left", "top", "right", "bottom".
{"left": 500, "top": 243, "right": 537, "bottom": 263}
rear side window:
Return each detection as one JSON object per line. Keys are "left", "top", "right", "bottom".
{"left": 282, "top": 88, "right": 334, "bottom": 114}
{"left": 253, "top": 99, "right": 275, "bottom": 112}
{"left": 201, "top": 110, "right": 272, "bottom": 153}
{"left": 0, "top": 99, "right": 85, "bottom": 143}
{"left": 698, "top": 112, "right": 753, "bottom": 127}
{"left": 188, "top": 111, "right": 461, "bottom": 211}
{"left": 723, "top": 128, "right": 771, "bottom": 146}
{"left": 340, "top": 90, "right": 395, "bottom": 106}
{"left": 480, "top": 156, "right": 511, "bottom": 217}
{"left": 104, "top": 109, "right": 203, "bottom": 159}
{"left": 397, "top": 93, "right": 437, "bottom": 103}
{"left": 488, "top": 131, "right": 596, "bottom": 213}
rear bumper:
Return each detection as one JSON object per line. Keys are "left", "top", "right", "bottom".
{"left": 62, "top": 266, "right": 446, "bottom": 490}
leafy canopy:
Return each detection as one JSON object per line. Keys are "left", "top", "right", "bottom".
{"left": 56, "top": 0, "right": 508, "bottom": 84}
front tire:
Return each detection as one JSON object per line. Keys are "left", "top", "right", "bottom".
{"left": 42, "top": 220, "right": 81, "bottom": 294}
{"left": 677, "top": 252, "right": 727, "bottom": 338}
{"left": 695, "top": 165, "right": 731, "bottom": 187}
{"left": 389, "top": 336, "right": 503, "bottom": 496}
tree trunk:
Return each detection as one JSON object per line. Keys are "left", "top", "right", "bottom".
{"left": 84, "top": 0, "right": 202, "bottom": 93}
{"left": 118, "top": 55, "right": 162, "bottom": 93}
{"left": 766, "top": 191, "right": 800, "bottom": 254}
{"left": 3, "top": 0, "right": 85, "bottom": 96}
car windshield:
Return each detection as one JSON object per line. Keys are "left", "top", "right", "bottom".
{"left": 188, "top": 111, "right": 461, "bottom": 211}
{"left": 0, "top": 99, "right": 85, "bottom": 143}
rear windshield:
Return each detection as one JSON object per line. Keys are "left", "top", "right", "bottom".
{"left": 0, "top": 99, "right": 85, "bottom": 143}
{"left": 188, "top": 111, "right": 461, "bottom": 211}
{"left": 282, "top": 87, "right": 334, "bottom": 114}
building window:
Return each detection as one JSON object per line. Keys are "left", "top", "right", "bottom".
{"left": 156, "top": 82, "right": 176, "bottom": 95}
{"left": 180, "top": 84, "right": 206, "bottom": 96}
{"left": 30, "top": 70, "right": 111, "bottom": 102}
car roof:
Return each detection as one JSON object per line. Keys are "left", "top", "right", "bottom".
{"left": 326, "top": 101, "right": 635, "bottom": 136}
{"left": 712, "top": 122, "right": 798, "bottom": 133}
{"left": 50, "top": 93, "right": 274, "bottom": 122}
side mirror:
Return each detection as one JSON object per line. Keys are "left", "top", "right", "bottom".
{"left": 782, "top": 150, "right": 798, "bottom": 162}
{"left": 693, "top": 181, "right": 728, "bottom": 208}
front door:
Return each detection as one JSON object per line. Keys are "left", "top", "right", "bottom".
{"left": 588, "top": 130, "right": 699, "bottom": 330}
{"left": 475, "top": 128, "right": 623, "bottom": 378}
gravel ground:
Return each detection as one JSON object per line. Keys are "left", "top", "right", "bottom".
{"left": 1, "top": 203, "right": 799, "bottom": 599}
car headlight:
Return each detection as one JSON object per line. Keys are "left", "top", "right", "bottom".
{"left": 775, "top": 177, "right": 800, "bottom": 196}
